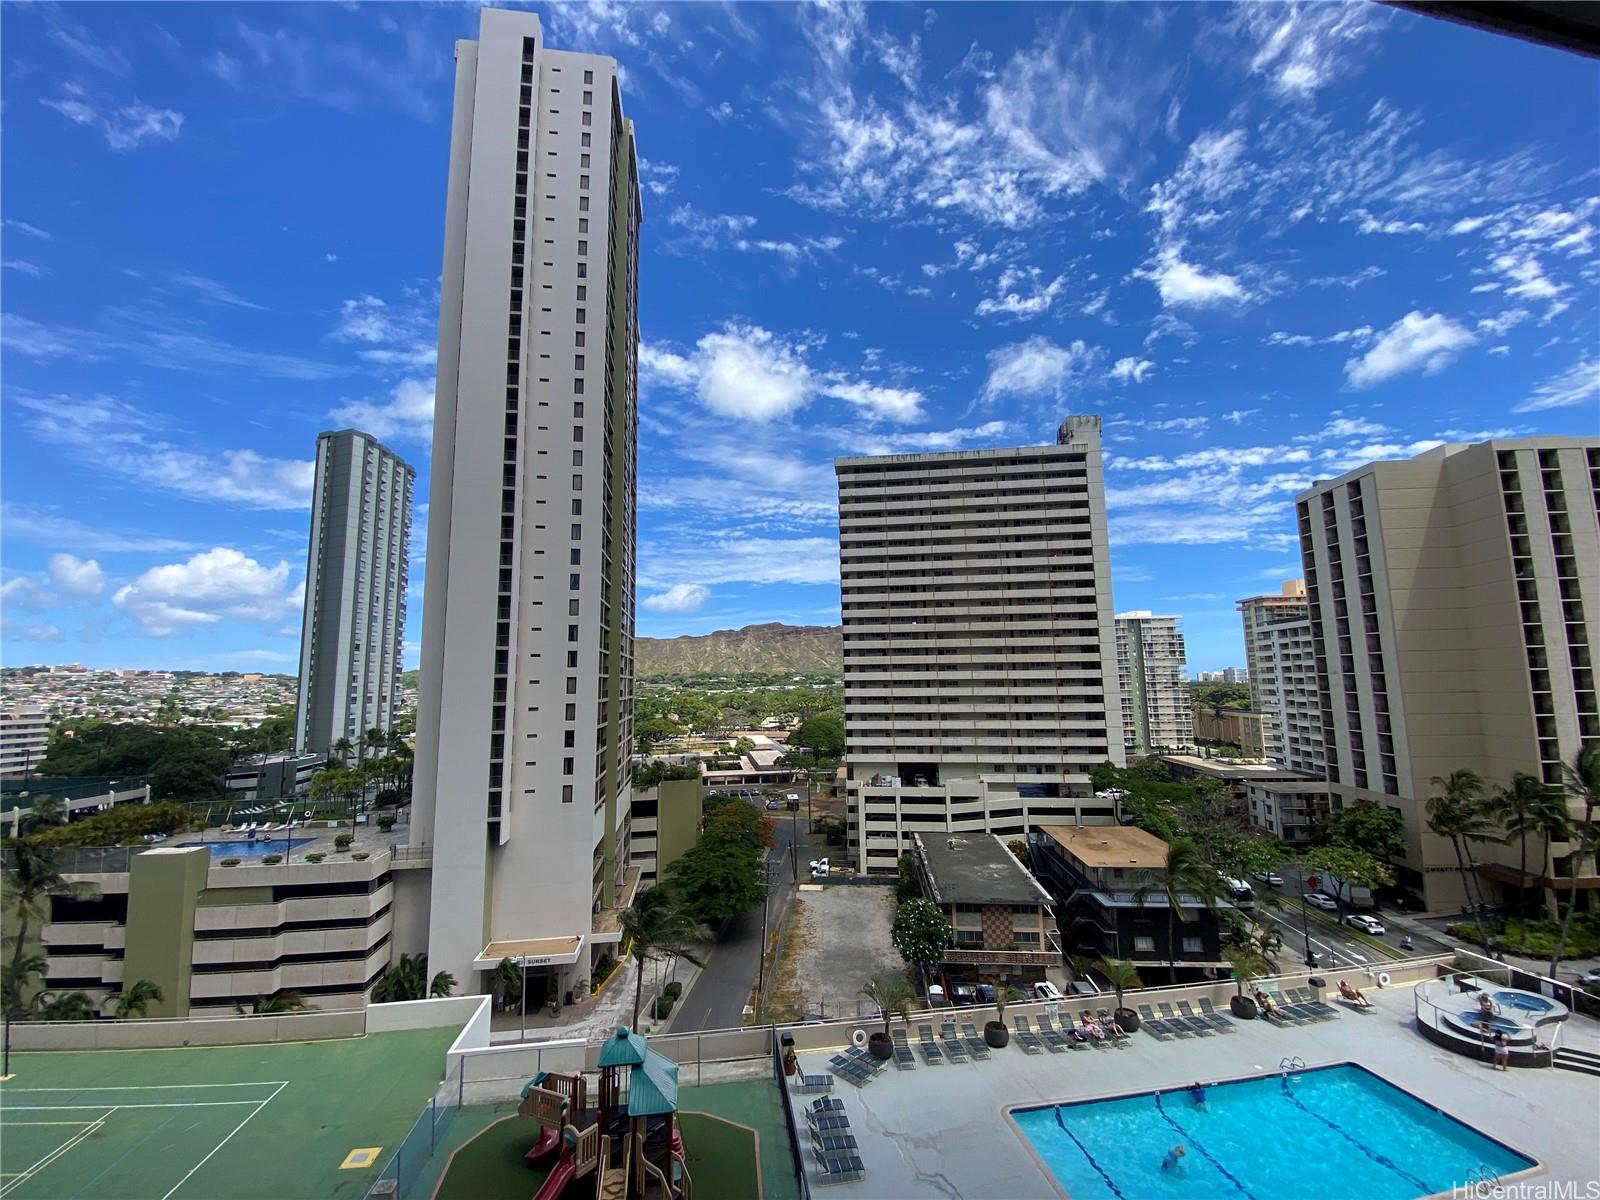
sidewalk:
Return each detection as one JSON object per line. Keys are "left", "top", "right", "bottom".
{"left": 485, "top": 949, "right": 713, "bottom": 1044}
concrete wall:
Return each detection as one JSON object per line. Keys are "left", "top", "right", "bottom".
{"left": 368, "top": 994, "right": 488, "bottom": 1034}
{"left": 390, "top": 867, "right": 432, "bottom": 957}
{"left": 654, "top": 778, "right": 700, "bottom": 876}
{"left": 122, "top": 846, "right": 210, "bottom": 1018}
{"left": 2, "top": 1008, "right": 366, "bottom": 1051}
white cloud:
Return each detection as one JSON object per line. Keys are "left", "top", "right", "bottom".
{"left": 1142, "top": 245, "right": 1246, "bottom": 308}
{"left": 1513, "top": 357, "right": 1600, "bottom": 413}
{"left": 48, "top": 554, "right": 105, "bottom": 597}
{"left": 41, "top": 92, "right": 183, "bottom": 150}
{"left": 974, "top": 267, "right": 1065, "bottom": 318}
{"left": 1110, "top": 357, "right": 1156, "bottom": 384}
{"left": 1317, "top": 440, "right": 1446, "bottom": 471}
{"left": 171, "top": 272, "right": 265, "bottom": 310}
{"left": 331, "top": 295, "right": 398, "bottom": 343}
{"left": 641, "top": 583, "right": 711, "bottom": 614}
{"left": 1344, "top": 311, "right": 1475, "bottom": 388}
{"left": 3, "top": 259, "right": 45, "bottom": 277}
{"left": 980, "top": 337, "right": 1098, "bottom": 405}
{"left": 1221, "top": 409, "right": 1259, "bottom": 425}
{"left": 818, "top": 381, "right": 925, "bottom": 423}
{"left": 1351, "top": 209, "right": 1426, "bottom": 235}
{"left": 1, "top": 504, "right": 197, "bottom": 554}
{"left": 114, "top": 548, "right": 302, "bottom": 637}
{"left": 640, "top": 535, "right": 841, "bottom": 589}
{"left": 1297, "top": 417, "right": 1389, "bottom": 441}
{"left": 330, "top": 377, "right": 435, "bottom": 442}
{"left": 4, "top": 220, "right": 52, "bottom": 241}
{"left": 1234, "top": 1, "right": 1385, "bottom": 97}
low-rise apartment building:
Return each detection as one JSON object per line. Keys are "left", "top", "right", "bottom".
{"left": 1191, "top": 708, "right": 1268, "bottom": 759}
{"left": 0, "top": 703, "right": 49, "bottom": 779}
{"left": 1160, "top": 754, "right": 1332, "bottom": 845}
{"left": 910, "top": 833, "right": 1058, "bottom": 989}
{"left": 224, "top": 752, "right": 322, "bottom": 805}
{"left": 627, "top": 777, "right": 701, "bottom": 884}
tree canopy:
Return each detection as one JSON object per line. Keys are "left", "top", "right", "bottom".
{"left": 890, "top": 898, "right": 950, "bottom": 978}
{"left": 789, "top": 714, "right": 845, "bottom": 760}
{"left": 39, "top": 721, "right": 229, "bottom": 804}
{"left": 1324, "top": 800, "right": 1407, "bottom": 861}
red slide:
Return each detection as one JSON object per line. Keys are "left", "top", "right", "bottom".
{"left": 524, "top": 1127, "right": 561, "bottom": 1166}
{"left": 531, "top": 1147, "right": 576, "bottom": 1200}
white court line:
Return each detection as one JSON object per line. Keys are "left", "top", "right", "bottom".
{"left": 3, "top": 1082, "right": 289, "bottom": 1092}
{"left": 0, "top": 1109, "right": 115, "bottom": 1198}
{"left": 4, "top": 1102, "right": 265, "bottom": 1111}
{"left": 160, "top": 1081, "right": 287, "bottom": 1200}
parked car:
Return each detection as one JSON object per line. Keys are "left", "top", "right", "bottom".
{"left": 1070, "top": 977, "right": 1101, "bottom": 997}
{"left": 765, "top": 799, "right": 781, "bottom": 810}
{"left": 1304, "top": 892, "right": 1339, "bottom": 911}
{"left": 1033, "top": 980, "right": 1065, "bottom": 1001}
{"left": 809, "top": 857, "right": 829, "bottom": 878}
{"left": 1575, "top": 968, "right": 1600, "bottom": 990}
{"left": 1346, "top": 914, "right": 1386, "bottom": 936}
{"left": 1222, "top": 875, "right": 1254, "bottom": 901}
{"left": 926, "top": 984, "right": 948, "bottom": 1008}
{"left": 785, "top": 792, "right": 801, "bottom": 803}
{"left": 949, "top": 983, "right": 978, "bottom": 1007}
{"left": 1253, "top": 870, "right": 1285, "bottom": 887}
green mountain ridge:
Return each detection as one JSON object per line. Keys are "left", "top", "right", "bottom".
{"left": 636, "top": 622, "right": 842, "bottom": 677}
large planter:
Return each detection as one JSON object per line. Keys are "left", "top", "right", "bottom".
{"left": 1231, "top": 994, "right": 1259, "bottom": 1020}
{"left": 867, "top": 1033, "right": 894, "bottom": 1061}
{"left": 984, "top": 1021, "right": 1010, "bottom": 1049}
{"left": 1114, "top": 1007, "right": 1140, "bottom": 1033}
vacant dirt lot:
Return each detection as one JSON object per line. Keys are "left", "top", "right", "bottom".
{"left": 781, "top": 884, "right": 901, "bottom": 1022}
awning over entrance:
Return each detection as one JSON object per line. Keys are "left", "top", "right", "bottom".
{"left": 474, "top": 935, "right": 584, "bottom": 968}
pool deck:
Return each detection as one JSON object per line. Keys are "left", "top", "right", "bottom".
{"left": 787, "top": 984, "right": 1600, "bottom": 1199}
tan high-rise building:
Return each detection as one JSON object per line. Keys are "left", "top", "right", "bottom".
{"left": 1115, "top": 612, "right": 1189, "bottom": 756}
{"left": 410, "top": 8, "right": 641, "bottom": 1000}
{"left": 1297, "top": 437, "right": 1599, "bottom": 909}
{"left": 1238, "top": 580, "right": 1325, "bottom": 773}
{"left": 836, "top": 417, "right": 1126, "bottom": 875}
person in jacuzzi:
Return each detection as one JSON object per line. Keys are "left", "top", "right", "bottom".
{"left": 1338, "top": 979, "right": 1374, "bottom": 1008}
{"left": 1477, "top": 991, "right": 1497, "bottom": 1019}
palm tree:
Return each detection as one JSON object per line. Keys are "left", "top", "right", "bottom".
{"left": 1551, "top": 745, "right": 1600, "bottom": 975}
{"left": 3, "top": 843, "right": 98, "bottom": 1074}
{"left": 331, "top": 736, "right": 355, "bottom": 769}
{"left": 1487, "top": 773, "right": 1561, "bottom": 916}
{"left": 1428, "top": 770, "right": 1496, "bottom": 946}
{"left": 1224, "top": 944, "right": 1271, "bottom": 1011}
{"left": 861, "top": 975, "right": 916, "bottom": 1038}
{"left": 33, "top": 991, "right": 96, "bottom": 1022}
{"left": 111, "top": 979, "right": 164, "bottom": 1020}
{"left": 237, "top": 990, "right": 309, "bottom": 1015}
{"left": 491, "top": 957, "right": 523, "bottom": 1012}
{"left": 372, "top": 952, "right": 428, "bottom": 1003}
{"left": 1093, "top": 958, "right": 1143, "bottom": 1018}
{"left": 429, "top": 971, "right": 457, "bottom": 999}
{"left": 617, "top": 886, "right": 710, "bottom": 1028}
{"left": 1137, "top": 838, "right": 1218, "bottom": 983}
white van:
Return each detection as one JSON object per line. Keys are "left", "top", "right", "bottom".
{"left": 1033, "top": 981, "right": 1065, "bottom": 1001}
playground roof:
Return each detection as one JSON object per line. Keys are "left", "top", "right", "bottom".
{"left": 597, "top": 1026, "right": 648, "bottom": 1068}
{"left": 628, "top": 1051, "right": 679, "bottom": 1117}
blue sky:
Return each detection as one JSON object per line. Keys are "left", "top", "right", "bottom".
{"left": 2, "top": 2, "right": 1597, "bottom": 675}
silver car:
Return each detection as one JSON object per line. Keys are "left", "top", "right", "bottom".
{"left": 1346, "top": 913, "right": 1385, "bottom": 936}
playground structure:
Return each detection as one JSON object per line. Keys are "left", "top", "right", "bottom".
{"left": 517, "top": 1026, "right": 693, "bottom": 1199}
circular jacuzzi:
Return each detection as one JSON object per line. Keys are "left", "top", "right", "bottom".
{"left": 1441, "top": 1009, "right": 1539, "bottom": 1046}
{"left": 1491, "top": 990, "right": 1568, "bottom": 1022}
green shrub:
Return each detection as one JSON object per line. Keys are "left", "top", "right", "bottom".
{"left": 30, "top": 802, "right": 189, "bottom": 848}
{"left": 652, "top": 993, "right": 676, "bottom": 1019}
{"left": 663, "top": 981, "right": 683, "bottom": 1002}
{"left": 376, "top": 814, "right": 396, "bottom": 832}
{"left": 352, "top": 851, "right": 370, "bottom": 861}
{"left": 220, "top": 858, "right": 241, "bottom": 867}
{"left": 261, "top": 854, "right": 283, "bottom": 865}
{"left": 334, "top": 833, "right": 354, "bottom": 850}
{"left": 305, "top": 852, "right": 325, "bottom": 864}
{"left": 1447, "top": 917, "right": 1600, "bottom": 959}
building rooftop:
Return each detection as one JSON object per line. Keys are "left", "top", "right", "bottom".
{"left": 1160, "top": 754, "right": 1315, "bottom": 780}
{"left": 914, "top": 833, "right": 1051, "bottom": 906}
{"left": 1038, "top": 824, "right": 1169, "bottom": 869}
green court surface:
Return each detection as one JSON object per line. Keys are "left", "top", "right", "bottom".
{"left": 0, "top": 1026, "right": 457, "bottom": 1200}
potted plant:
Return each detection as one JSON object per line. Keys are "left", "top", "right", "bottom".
{"left": 219, "top": 857, "right": 241, "bottom": 868}
{"left": 1095, "top": 958, "right": 1143, "bottom": 1032}
{"left": 305, "top": 852, "right": 325, "bottom": 864}
{"left": 261, "top": 854, "right": 283, "bottom": 866}
{"left": 1226, "top": 946, "right": 1269, "bottom": 1020}
{"left": 985, "top": 984, "right": 1022, "bottom": 1048}
{"left": 783, "top": 1044, "right": 798, "bottom": 1077}
{"left": 334, "top": 833, "right": 354, "bottom": 851}
{"left": 861, "top": 975, "right": 914, "bottom": 1060}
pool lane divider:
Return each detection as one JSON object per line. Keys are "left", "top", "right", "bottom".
{"left": 1052, "top": 1105, "right": 1128, "bottom": 1200}
{"left": 1278, "top": 1074, "right": 1430, "bottom": 1193}
{"left": 1151, "top": 1091, "right": 1256, "bottom": 1200}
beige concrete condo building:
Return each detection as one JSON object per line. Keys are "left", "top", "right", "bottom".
{"left": 411, "top": 7, "right": 642, "bottom": 1004}
{"left": 1238, "top": 580, "right": 1326, "bottom": 773}
{"left": 294, "top": 429, "right": 414, "bottom": 759}
{"left": 836, "top": 417, "right": 1126, "bottom": 875}
{"left": 1115, "top": 611, "right": 1190, "bottom": 756}
{"left": 1297, "top": 437, "right": 1599, "bottom": 909}
{"left": 0, "top": 703, "right": 49, "bottom": 778}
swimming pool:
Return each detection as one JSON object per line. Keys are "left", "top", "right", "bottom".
{"left": 1011, "top": 1063, "right": 1535, "bottom": 1200}
{"left": 181, "top": 838, "right": 314, "bottom": 857}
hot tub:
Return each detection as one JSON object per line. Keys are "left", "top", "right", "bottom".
{"left": 1441, "top": 1009, "right": 1539, "bottom": 1046}
{"left": 1491, "top": 990, "right": 1567, "bottom": 1022}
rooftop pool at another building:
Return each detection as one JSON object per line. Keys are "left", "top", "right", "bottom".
{"left": 1011, "top": 1063, "right": 1535, "bottom": 1200}
{"left": 181, "top": 837, "right": 315, "bottom": 858}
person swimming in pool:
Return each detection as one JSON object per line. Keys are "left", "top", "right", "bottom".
{"left": 1162, "top": 1145, "right": 1187, "bottom": 1172}
{"left": 1188, "top": 1082, "right": 1206, "bottom": 1110}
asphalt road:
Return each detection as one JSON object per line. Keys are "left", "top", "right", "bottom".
{"left": 1252, "top": 867, "right": 1450, "bottom": 970}
{"left": 672, "top": 806, "right": 806, "bottom": 1032}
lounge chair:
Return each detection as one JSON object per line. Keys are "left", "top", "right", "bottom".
{"left": 808, "top": 1112, "right": 851, "bottom": 1133}
{"left": 1033, "top": 1014, "right": 1071, "bottom": 1052}
{"left": 847, "top": 1046, "right": 886, "bottom": 1073}
{"left": 796, "top": 1072, "right": 833, "bottom": 1094}
{"left": 1155, "top": 1002, "right": 1211, "bottom": 1037}
{"left": 1196, "top": 997, "right": 1237, "bottom": 1032}
{"left": 811, "top": 1097, "right": 845, "bottom": 1114}
{"left": 827, "top": 1055, "right": 870, "bottom": 1086}
{"left": 814, "top": 1153, "right": 865, "bottom": 1185}
{"left": 1290, "top": 988, "right": 1339, "bottom": 1020}
{"left": 938, "top": 1022, "right": 969, "bottom": 1062}
{"left": 811, "top": 1128, "right": 859, "bottom": 1154}
{"left": 1097, "top": 1009, "right": 1132, "bottom": 1045}
{"left": 890, "top": 1028, "right": 917, "bottom": 1069}
{"left": 1135, "top": 1004, "right": 1176, "bottom": 1040}
{"left": 959, "top": 1021, "right": 992, "bottom": 1059}
{"left": 1257, "top": 987, "right": 1309, "bottom": 1025}
{"left": 1076, "top": 1010, "right": 1111, "bottom": 1047}
{"left": 1179, "top": 999, "right": 1231, "bottom": 1034}
{"left": 916, "top": 1024, "right": 945, "bottom": 1064}
{"left": 1013, "top": 1015, "right": 1045, "bottom": 1054}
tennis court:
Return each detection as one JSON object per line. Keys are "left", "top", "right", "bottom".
{"left": 0, "top": 1027, "right": 457, "bottom": 1200}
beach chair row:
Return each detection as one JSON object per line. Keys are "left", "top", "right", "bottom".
{"left": 805, "top": 1097, "right": 865, "bottom": 1185}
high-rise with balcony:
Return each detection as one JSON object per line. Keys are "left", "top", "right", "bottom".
{"left": 1238, "top": 580, "right": 1324, "bottom": 773}
{"left": 294, "top": 429, "right": 414, "bottom": 759}
{"left": 1114, "top": 612, "right": 1189, "bottom": 756}
{"left": 836, "top": 417, "right": 1125, "bottom": 875}
{"left": 1298, "top": 437, "right": 1599, "bottom": 909}
{"left": 411, "top": 8, "right": 640, "bottom": 1001}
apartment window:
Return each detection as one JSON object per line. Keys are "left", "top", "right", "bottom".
{"left": 565, "top": 703, "right": 576, "bottom": 720}
{"left": 576, "top": 308, "right": 586, "bottom": 323}
{"left": 953, "top": 930, "right": 983, "bottom": 946}
{"left": 1182, "top": 937, "right": 1204, "bottom": 954}
{"left": 1014, "top": 932, "right": 1041, "bottom": 945}
{"left": 562, "top": 784, "right": 573, "bottom": 804}
{"left": 562, "top": 757, "right": 574, "bottom": 775}
{"left": 566, "top": 678, "right": 578, "bottom": 694}
{"left": 570, "top": 524, "right": 581, "bottom": 539}
{"left": 578, "top": 218, "right": 588, "bottom": 233}
{"left": 579, "top": 174, "right": 590, "bottom": 191}
{"left": 572, "top": 474, "right": 583, "bottom": 490}
{"left": 576, "top": 284, "right": 587, "bottom": 300}
{"left": 573, "top": 378, "right": 585, "bottom": 393}
{"left": 566, "top": 648, "right": 579, "bottom": 665}
{"left": 581, "top": 132, "right": 591, "bottom": 147}
{"left": 583, "top": 69, "right": 593, "bottom": 83}
{"left": 574, "top": 401, "right": 585, "bottom": 417}
{"left": 569, "top": 572, "right": 580, "bottom": 590}
{"left": 579, "top": 196, "right": 589, "bottom": 211}
{"left": 570, "top": 548, "right": 581, "bottom": 565}
{"left": 568, "top": 624, "right": 579, "bottom": 642}
{"left": 571, "top": 499, "right": 582, "bottom": 515}
{"left": 580, "top": 153, "right": 591, "bottom": 169}
{"left": 568, "top": 598, "right": 580, "bottom": 615}
{"left": 572, "top": 449, "right": 583, "bottom": 467}
{"left": 582, "top": 111, "right": 591, "bottom": 126}
{"left": 573, "top": 422, "right": 584, "bottom": 440}
{"left": 576, "top": 264, "right": 587, "bottom": 280}
{"left": 1133, "top": 936, "right": 1155, "bottom": 953}
{"left": 583, "top": 90, "right": 593, "bottom": 104}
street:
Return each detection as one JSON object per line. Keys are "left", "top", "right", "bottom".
{"left": 671, "top": 803, "right": 806, "bottom": 1032}
{"left": 1251, "top": 866, "right": 1450, "bottom": 970}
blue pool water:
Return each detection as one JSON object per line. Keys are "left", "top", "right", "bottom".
{"left": 1493, "top": 990, "right": 1555, "bottom": 1015}
{"left": 1012, "top": 1064, "right": 1534, "bottom": 1200}
{"left": 181, "top": 838, "right": 313, "bottom": 857}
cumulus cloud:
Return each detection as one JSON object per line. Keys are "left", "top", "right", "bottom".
{"left": 48, "top": 554, "right": 105, "bottom": 596}
{"left": 1142, "top": 245, "right": 1247, "bottom": 307}
{"left": 1513, "top": 357, "right": 1600, "bottom": 413}
{"left": 1110, "top": 357, "right": 1156, "bottom": 384}
{"left": 113, "top": 548, "right": 301, "bottom": 637}
{"left": 330, "top": 378, "right": 435, "bottom": 442}
{"left": 641, "top": 583, "right": 711, "bottom": 614}
{"left": 980, "top": 337, "right": 1098, "bottom": 405}
{"left": 1344, "top": 311, "right": 1475, "bottom": 388}
{"left": 641, "top": 324, "right": 924, "bottom": 424}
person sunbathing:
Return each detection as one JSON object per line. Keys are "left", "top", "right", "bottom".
{"left": 1338, "top": 980, "right": 1373, "bottom": 1007}
{"left": 1253, "top": 988, "right": 1280, "bottom": 1018}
